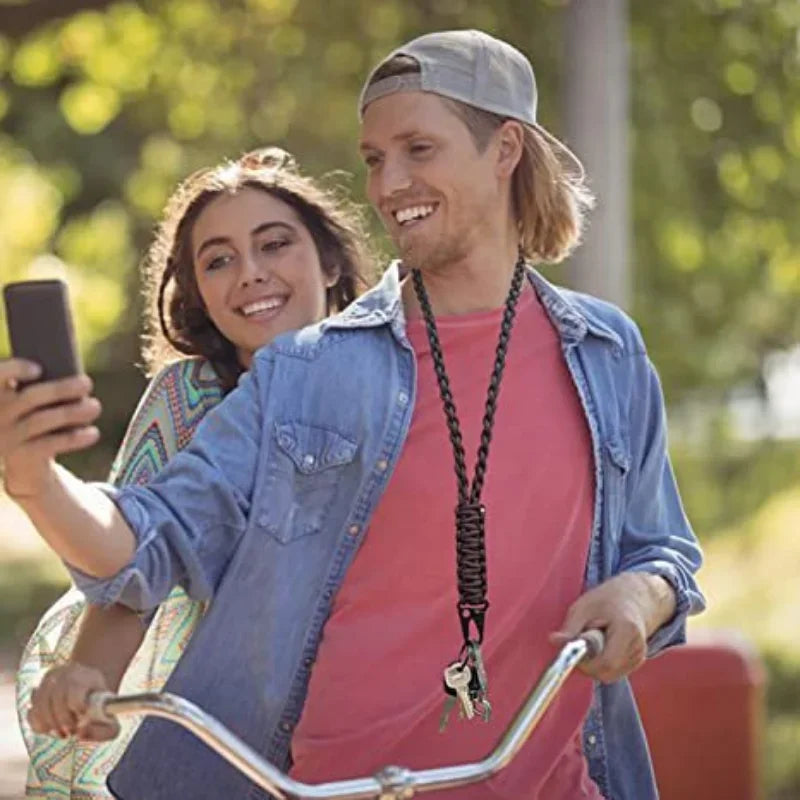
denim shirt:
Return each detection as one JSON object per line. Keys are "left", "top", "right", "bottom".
{"left": 74, "top": 263, "right": 705, "bottom": 800}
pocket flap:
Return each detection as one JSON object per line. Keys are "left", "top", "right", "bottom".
{"left": 274, "top": 421, "right": 358, "bottom": 474}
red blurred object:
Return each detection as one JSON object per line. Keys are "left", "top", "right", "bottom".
{"left": 631, "top": 633, "right": 766, "bottom": 800}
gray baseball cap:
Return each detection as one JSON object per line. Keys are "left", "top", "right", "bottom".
{"left": 359, "top": 29, "right": 583, "bottom": 177}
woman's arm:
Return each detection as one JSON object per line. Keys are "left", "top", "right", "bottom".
{"left": 27, "top": 606, "right": 145, "bottom": 740}
{"left": 71, "top": 604, "right": 147, "bottom": 690}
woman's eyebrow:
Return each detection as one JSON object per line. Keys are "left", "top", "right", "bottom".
{"left": 250, "top": 221, "right": 295, "bottom": 237}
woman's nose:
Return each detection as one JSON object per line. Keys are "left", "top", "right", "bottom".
{"left": 238, "top": 253, "right": 267, "bottom": 286}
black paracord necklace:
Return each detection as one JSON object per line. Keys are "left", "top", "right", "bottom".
{"left": 411, "top": 253, "right": 527, "bottom": 728}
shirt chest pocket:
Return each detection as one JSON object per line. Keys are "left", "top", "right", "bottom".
{"left": 255, "top": 421, "right": 359, "bottom": 544}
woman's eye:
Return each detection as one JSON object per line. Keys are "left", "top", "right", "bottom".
{"left": 206, "top": 255, "right": 231, "bottom": 271}
{"left": 363, "top": 154, "right": 381, "bottom": 169}
{"left": 409, "top": 143, "right": 432, "bottom": 156}
{"left": 261, "top": 239, "right": 289, "bottom": 253}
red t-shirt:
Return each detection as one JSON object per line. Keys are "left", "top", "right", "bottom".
{"left": 291, "top": 287, "right": 601, "bottom": 798}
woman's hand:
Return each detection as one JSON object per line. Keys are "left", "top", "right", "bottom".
{"left": 28, "top": 662, "right": 120, "bottom": 741}
{"left": 0, "top": 358, "right": 101, "bottom": 497}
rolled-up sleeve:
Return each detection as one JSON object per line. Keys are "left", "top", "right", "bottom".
{"left": 68, "top": 355, "right": 273, "bottom": 613}
{"left": 617, "top": 353, "right": 705, "bottom": 657}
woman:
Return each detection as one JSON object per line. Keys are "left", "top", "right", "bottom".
{"left": 13, "top": 146, "right": 372, "bottom": 799}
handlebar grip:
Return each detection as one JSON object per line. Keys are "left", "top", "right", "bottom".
{"left": 579, "top": 628, "right": 605, "bottom": 659}
{"left": 85, "top": 690, "right": 116, "bottom": 724}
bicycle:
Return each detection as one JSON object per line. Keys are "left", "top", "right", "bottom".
{"left": 86, "top": 629, "right": 604, "bottom": 800}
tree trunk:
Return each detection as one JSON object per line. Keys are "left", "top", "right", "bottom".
{"left": 563, "top": 0, "right": 630, "bottom": 309}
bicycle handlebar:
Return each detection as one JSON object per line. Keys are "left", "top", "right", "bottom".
{"left": 87, "top": 629, "right": 604, "bottom": 800}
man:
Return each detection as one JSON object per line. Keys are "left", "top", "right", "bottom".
{"left": 2, "top": 30, "right": 703, "bottom": 799}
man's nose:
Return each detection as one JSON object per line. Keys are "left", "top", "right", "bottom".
{"left": 379, "top": 156, "right": 413, "bottom": 200}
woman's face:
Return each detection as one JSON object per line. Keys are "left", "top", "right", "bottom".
{"left": 190, "top": 187, "right": 337, "bottom": 367}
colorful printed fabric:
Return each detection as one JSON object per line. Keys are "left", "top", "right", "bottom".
{"left": 16, "top": 358, "right": 223, "bottom": 800}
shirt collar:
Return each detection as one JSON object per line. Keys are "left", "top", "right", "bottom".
{"left": 323, "top": 260, "right": 624, "bottom": 352}
{"left": 526, "top": 267, "right": 623, "bottom": 350}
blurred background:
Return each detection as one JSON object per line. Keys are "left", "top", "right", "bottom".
{"left": 0, "top": 0, "right": 798, "bottom": 797}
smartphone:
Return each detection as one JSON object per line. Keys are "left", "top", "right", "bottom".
{"left": 2, "top": 279, "right": 82, "bottom": 383}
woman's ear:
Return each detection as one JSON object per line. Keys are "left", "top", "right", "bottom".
{"left": 325, "top": 264, "right": 341, "bottom": 289}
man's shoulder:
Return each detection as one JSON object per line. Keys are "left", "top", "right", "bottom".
{"left": 256, "top": 316, "right": 388, "bottom": 363}
{"left": 555, "top": 285, "right": 647, "bottom": 358}
{"left": 256, "top": 265, "right": 403, "bottom": 362}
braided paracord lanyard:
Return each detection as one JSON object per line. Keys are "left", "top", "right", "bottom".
{"left": 411, "top": 254, "right": 526, "bottom": 656}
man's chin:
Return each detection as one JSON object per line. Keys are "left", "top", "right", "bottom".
{"left": 395, "top": 234, "right": 437, "bottom": 269}
{"left": 397, "top": 242, "right": 458, "bottom": 274}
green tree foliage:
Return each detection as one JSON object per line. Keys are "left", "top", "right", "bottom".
{"left": 1, "top": 3, "right": 800, "bottom": 795}
{"left": 0, "top": 0, "right": 797, "bottom": 501}
{"left": 631, "top": 0, "right": 800, "bottom": 400}
{"left": 0, "top": 0, "right": 566, "bottom": 360}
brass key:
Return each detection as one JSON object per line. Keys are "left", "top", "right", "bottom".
{"left": 443, "top": 662, "right": 474, "bottom": 721}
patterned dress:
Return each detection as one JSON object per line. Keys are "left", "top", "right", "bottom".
{"left": 16, "top": 358, "right": 224, "bottom": 799}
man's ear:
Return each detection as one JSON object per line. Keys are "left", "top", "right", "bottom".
{"left": 494, "top": 120, "right": 524, "bottom": 179}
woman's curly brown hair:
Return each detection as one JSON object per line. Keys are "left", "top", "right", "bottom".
{"left": 141, "top": 147, "right": 374, "bottom": 392}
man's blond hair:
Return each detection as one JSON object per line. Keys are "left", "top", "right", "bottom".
{"left": 366, "top": 56, "right": 594, "bottom": 264}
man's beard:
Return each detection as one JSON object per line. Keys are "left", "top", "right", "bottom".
{"left": 397, "top": 231, "right": 469, "bottom": 274}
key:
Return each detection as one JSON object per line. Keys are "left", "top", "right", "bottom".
{"left": 472, "top": 685, "right": 492, "bottom": 723}
{"left": 467, "top": 641, "right": 488, "bottom": 694}
{"left": 439, "top": 694, "right": 457, "bottom": 732}
{"left": 466, "top": 642, "right": 492, "bottom": 722}
{"left": 444, "top": 662, "right": 474, "bottom": 720}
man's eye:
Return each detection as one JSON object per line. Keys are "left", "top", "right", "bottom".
{"left": 409, "top": 143, "right": 432, "bottom": 156}
{"left": 363, "top": 154, "right": 382, "bottom": 168}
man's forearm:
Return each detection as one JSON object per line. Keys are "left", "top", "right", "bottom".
{"left": 634, "top": 572, "right": 677, "bottom": 637}
{"left": 14, "top": 464, "right": 136, "bottom": 578}
{"left": 552, "top": 569, "right": 680, "bottom": 682}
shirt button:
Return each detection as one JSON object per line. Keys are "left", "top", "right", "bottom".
{"left": 303, "top": 453, "right": 316, "bottom": 467}
{"left": 280, "top": 721, "right": 292, "bottom": 733}
{"left": 303, "top": 657, "right": 314, "bottom": 668}
{"left": 397, "top": 391, "right": 409, "bottom": 406}
{"left": 257, "top": 515, "right": 269, "bottom": 527}
{"left": 376, "top": 459, "right": 388, "bottom": 472}
{"left": 587, "top": 734, "right": 597, "bottom": 746}
{"left": 348, "top": 524, "right": 360, "bottom": 536}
